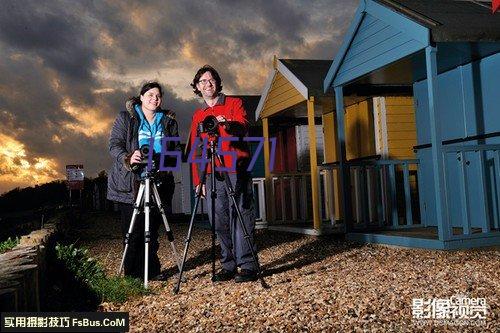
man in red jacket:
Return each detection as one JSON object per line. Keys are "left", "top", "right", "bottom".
{"left": 188, "top": 65, "right": 258, "bottom": 282}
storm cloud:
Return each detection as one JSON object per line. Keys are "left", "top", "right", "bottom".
{"left": 0, "top": 0, "right": 357, "bottom": 193}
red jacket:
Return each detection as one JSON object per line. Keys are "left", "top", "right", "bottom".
{"left": 188, "top": 94, "right": 250, "bottom": 186}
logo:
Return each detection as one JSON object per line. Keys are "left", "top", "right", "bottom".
{"left": 412, "top": 295, "right": 488, "bottom": 327}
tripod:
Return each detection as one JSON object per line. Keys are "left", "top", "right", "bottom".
{"left": 118, "top": 171, "right": 182, "bottom": 288}
{"left": 173, "top": 139, "right": 267, "bottom": 294}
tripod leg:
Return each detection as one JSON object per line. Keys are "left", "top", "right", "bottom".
{"left": 209, "top": 145, "right": 217, "bottom": 282}
{"left": 173, "top": 190, "right": 204, "bottom": 294}
{"left": 173, "top": 165, "right": 209, "bottom": 294}
{"left": 144, "top": 178, "right": 152, "bottom": 289}
{"left": 151, "top": 183, "right": 182, "bottom": 272}
{"left": 118, "top": 183, "right": 145, "bottom": 276}
{"left": 215, "top": 155, "right": 268, "bottom": 288}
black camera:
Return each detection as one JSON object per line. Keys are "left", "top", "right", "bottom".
{"left": 131, "top": 144, "right": 159, "bottom": 173}
{"left": 198, "top": 115, "right": 221, "bottom": 135}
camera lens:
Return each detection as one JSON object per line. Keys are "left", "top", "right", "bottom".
{"left": 202, "top": 115, "right": 218, "bottom": 134}
{"left": 140, "top": 145, "right": 150, "bottom": 156}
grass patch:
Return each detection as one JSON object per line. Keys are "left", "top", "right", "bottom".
{"left": 0, "top": 237, "right": 19, "bottom": 254}
{"left": 55, "top": 243, "right": 148, "bottom": 303}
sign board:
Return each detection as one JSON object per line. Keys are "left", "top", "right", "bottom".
{"left": 66, "top": 164, "right": 84, "bottom": 190}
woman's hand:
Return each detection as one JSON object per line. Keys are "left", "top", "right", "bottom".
{"left": 130, "top": 150, "right": 142, "bottom": 165}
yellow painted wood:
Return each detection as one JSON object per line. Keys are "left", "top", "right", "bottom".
{"left": 267, "top": 81, "right": 301, "bottom": 100}
{"left": 307, "top": 97, "right": 321, "bottom": 230}
{"left": 385, "top": 96, "right": 417, "bottom": 160}
{"left": 260, "top": 72, "right": 306, "bottom": 118}
{"left": 387, "top": 131, "right": 417, "bottom": 140}
{"left": 345, "top": 99, "right": 376, "bottom": 160}
{"left": 266, "top": 86, "right": 303, "bottom": 106}
{"left": 385, "top": 97, "right": 414, "bottom": 106}
{"left": 322, "top": 112, "right": 337, "bottom": 163}
{"left": 262, "top": 118, "right": 274, "bottom": 222}
{"left": 388, "top": 139, "right": 417, "bottom": 149}
{"left": 264, "top": 90, "right": 303, "bottom": 109}
{"left": 386, "top": 114, "right": 416, "bottom": 123}
{"left": 261, "top": 93, "right": 305, "bottom": 118}
{"left": 388, "top": 148, "right": 415, "bottom": 158}
{"left": 321, "top": 110, "right": 342, "bottom": 221}
{"left": 385, "top": 105, "right": 415, "bottom": 114}
{"left": 387, "top": 122, "right": 416, "bottom": 132}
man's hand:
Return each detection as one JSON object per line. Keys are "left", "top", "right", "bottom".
{"left": 216, "top": 115, "right": 228, "bottom": 129}
{"left": 195, "top": 184, "right": 206, "bottom": 199}
{"left": 130, "top": 150, "right": 142, "bottom": 165}
{"left": 215, "top": 115, "right": 226, "bottom": 123}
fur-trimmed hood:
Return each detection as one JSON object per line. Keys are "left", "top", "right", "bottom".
{"left": 125, "top": 97, "right": 176, "bottom": 119}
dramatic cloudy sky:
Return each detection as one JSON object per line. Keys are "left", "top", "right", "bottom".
{"left": 0, "top": 0, "right": 357, "bottom": 194}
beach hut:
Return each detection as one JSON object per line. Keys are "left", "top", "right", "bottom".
{"left": 256, "top": 57, "right": 417, "bottom": 234}
{"left": 323, "top": 0, "right": 500, "bottom": 249}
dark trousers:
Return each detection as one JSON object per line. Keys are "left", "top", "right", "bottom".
{"left": 119, "top": 203, "right": 161, "bottom": 279}
{"left": 205, "top": 172, "right": 257, "bottom": 271}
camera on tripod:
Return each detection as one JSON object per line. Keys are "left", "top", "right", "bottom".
{"left": 198, "top": 115, "right": 223, "bottom": 135}
{"left": 131, "top": 144, "right": 160, "bottom": 173}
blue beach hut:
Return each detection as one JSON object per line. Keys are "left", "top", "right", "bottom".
{"left": 323, "top": 0, "right": 500, "bottom": 249}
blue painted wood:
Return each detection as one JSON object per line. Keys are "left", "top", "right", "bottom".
{"left": 324, "top": 0, "right": 430, "bottom": 90}
{"left": 352, "top": 15, "right": 386, "bottom": 41}
{"left": 460, "top": 59, "right": 479, "bottom": 137}
{"left": 356, "top": 12, "right": 377, "bottom": 31}
{"left": 347, "top": 26, "right": 399, "bottom": 61}
{"left": 450, "top": 231, "right": 500, "bottom": 241}
{"left": 341, "top": 31, "right": 407, "bottom": 71}
{"left": 478, "top": 152, "right": 491, "bottom": 233}
{"left": 388, "top": 164, "right": 398, "bottom": 227}
{"left": 377, "top": 165, "right": 384, "bottom": 226}
{"left": 458, "top": 152, "right": 471, "bottom": 235}
{"left": 360, "top": 166, "right": 368, "bottom": 227}
{"left": 324, "top": 3, "right": 366, "bottom": 92}
{"left": 442, "top": 144, "right": 500, "bottom": 230}
{"left": 402, "top": 163, "right": 413, "bottom": 226}
{"left": 350, "top": 17, "right": 392, "bottom": 48}
{"left": 347, "top": 232, "right": 500, "bottom": 249}
{"left": 442, "top": 144, "right": 500, "bottom": 153}
{"left": 412, "top": 43, "right": 500, "bottom": 82}
{"left": 415, "top": 160, "right": 427, "bottom": 227}
{"left": 494, "top": 150, "right": 500, "bottom": 230}
{"left": 445, "top": 235, "right": 500, "bottom": 249}
{"left": 425, "top": 46, "right": 451, "bottom": 241}
{"left": 353, "top": 168, "right": 360, "bottom": 223}
{"left": 365, "top": 0, "right": 429, "bottom": 45}
{"left": 334, "top": 39, "right": 424, "bottom": 86}
{"left": 347, "top": 232, "right": 446, "bottom": 249}
{"left": 334, "top": 86, "right": 351, "bottom": 231}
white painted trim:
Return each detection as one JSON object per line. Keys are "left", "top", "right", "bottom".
{"left": 277, "top": 60, "right": 308, "bottom": 100}
{"left": 374, "top": 97, "right": 389, "bottom": 158}
{"left": 373, "top": 98, "right": 382, "bottom": 156}
{"left": 380, "top": 97, "right": 389, "bottom": 158}
{"left": 255, "top": 70, "right": 276, "bottom": 120}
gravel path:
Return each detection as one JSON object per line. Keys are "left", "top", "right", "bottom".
{"left": 75, "top": 213, "right": 499, "bottom": 332}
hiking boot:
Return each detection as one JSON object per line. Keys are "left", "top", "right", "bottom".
{"left": 234, "top": 269, "right": 258, "bottom": 283}
{"left": 212, "top": 269, "right": 236, "bottom": 282}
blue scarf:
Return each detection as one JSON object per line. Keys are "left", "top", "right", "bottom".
{"left": 135, "top": 104, "right": 164, "bottom": 153}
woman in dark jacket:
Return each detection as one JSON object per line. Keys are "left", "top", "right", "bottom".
{"left": 107, "top": 81, "right": 180, "bottom": 281}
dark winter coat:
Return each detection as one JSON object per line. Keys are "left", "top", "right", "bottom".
{"left": 107, "top": 99, "right": 181, "bottom": 204}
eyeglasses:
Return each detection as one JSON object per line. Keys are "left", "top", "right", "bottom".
{"left": 198, "top": 79, "right": 216, "bottom": 86}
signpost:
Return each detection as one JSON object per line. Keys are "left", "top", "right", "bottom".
{"left": 66, "top": 164, "right": 84, "bottom": 206}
